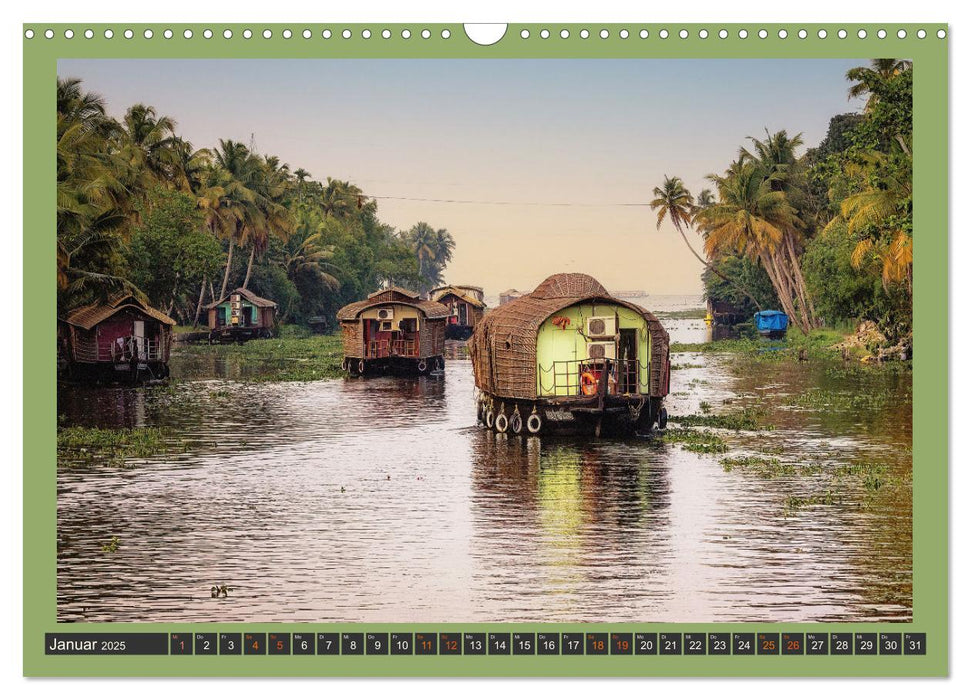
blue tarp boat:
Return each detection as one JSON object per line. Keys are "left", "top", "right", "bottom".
{"left": 754, "top": 310, "right": 789, "bottom": 338}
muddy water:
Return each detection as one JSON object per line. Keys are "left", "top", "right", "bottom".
{"left": 57, "top": 316, "right": 912, "bottom": 623}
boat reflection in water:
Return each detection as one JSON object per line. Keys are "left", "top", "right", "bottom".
{"left": 56, "top": 312, "right": 912, "bottom": 624}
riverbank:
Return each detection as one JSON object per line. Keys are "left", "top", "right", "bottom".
{"left": 671, "top": 326, "right": 912, "bottom": 367}
{"left": 172, "top": 327, "right": 344, "bottom": 382}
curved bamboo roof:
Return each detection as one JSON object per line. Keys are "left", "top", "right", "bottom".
{"left": 431, "top": 285, "right": 487, "bottom": 309}
{"left": 469, "top": 273, "right": 669, "bottom": 400}
{"left": 337, "top": 288, "right": 451, "bottom": 321}
{"left": 205, "top": 287, "right": 277, "bottom": 309}
{"left": 61, "top": 293, "right": 176, "bottom": 331}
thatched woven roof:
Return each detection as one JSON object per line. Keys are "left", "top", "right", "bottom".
{"left": 61, "top": 293, "right": 175, "bottom": 331}
{"left": 469, "top": 273, "right": 669, "bottom": 400}
{"left": 431, "top": 285, "right": 487, "bottom": 309}
{"left": 337, "top": 288, "right": 451, "bottom": 321}
{"left": 205, "top": 287, "right": 277, "bottom": 310}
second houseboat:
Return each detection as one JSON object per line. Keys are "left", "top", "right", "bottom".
{"left": 337, "top": 286, "right": 449, "bottom": 376}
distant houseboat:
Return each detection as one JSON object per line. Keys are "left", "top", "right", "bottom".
{"left": 499, "top": 288, "right": 526, "bottom": 306}
{"left": 58, "top": 293, "right": 175, "bottom": 382}
{"left": 337, "top": 286, "right": 449, "bottom": 376}
{"left": 469, "top": 273, "right": 671, "bottom": 437}
{"left": 206, "top": 288, "right": 277, "bottom": 343}
{"left": 754, "top": 310, "right": 789, "bottom": 339}
{"left": 430, "top": 284, "right": 487, "bottom": 340}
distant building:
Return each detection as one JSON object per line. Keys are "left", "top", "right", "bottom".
{"left": 499, "top": 288, "right": 527, "bottom": 306}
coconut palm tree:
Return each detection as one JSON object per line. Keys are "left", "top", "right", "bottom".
{"left": 650, "top": 176, "right": 762, "bottom": 310}
{"left": 116, "top": 104, "right": 182, "bottom": 188}
{"left": 240, "top": 156, "right": 294, "bottom": 290}
{"left": 407, "top": 221, "right": 438, "bottom": 295}
{"left": 699, "top": 164, "right": 818, "bottom": 332}
{"left": 829, "top": 150, "right": 913, "bottom": 292}
{"left": 321, "top": 178, "right": 363, "bottom": 219}
{"left": 742, "top": 130, "right": 817, "bottom": 323}
{"left": 213, "top": 140, "right": 264, "bottom": 298}
{"left": 846, "top": 58, "right": 913, "bottom": 111}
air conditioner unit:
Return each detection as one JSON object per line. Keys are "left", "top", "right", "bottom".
{"left": 586, "top": 316, "right": 617, "bottom": 337}
{"left": 586, "top": 341, "right": 617, "bottom": 360}
{"left": 376, "top": 307, "right": 394, "bottom": 320}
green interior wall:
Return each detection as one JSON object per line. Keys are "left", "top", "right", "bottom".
{"left": 535, "top": 303, "right": 651, "bottom": 397}
{"left": 217, "top": 300, "right": 260, "bottom": 326}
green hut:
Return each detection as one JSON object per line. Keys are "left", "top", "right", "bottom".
{"left": 468, "top": 273, "right": 670, "bottom": 436}
{"left": 206, "top": 288, "right": 277, "bottom": 343}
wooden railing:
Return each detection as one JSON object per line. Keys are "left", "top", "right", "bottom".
{"left": 538, "top": 358, "right": 644, "bottom": 398}
{"left": 366, "top": 338, "right": 418, "bottom": 358}
{"left": 74, "top": 336, "right": 164, "bottom": 362}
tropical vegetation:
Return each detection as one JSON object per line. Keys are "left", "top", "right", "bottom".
{"left": 56, "top": 77, "right": 456, "bottom": 328}
{"left": 651, "top": 59, "right": 913, "bottom": 345}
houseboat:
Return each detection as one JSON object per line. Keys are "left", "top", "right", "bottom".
{"left": 499, "top": 288, "right": 526, "bottom": 306}
{"left": 754, "top": 310, "right": 789, "bottom": 339}
{"left": 337, "top": 286, "right": 449, "bottom": 376}
{"left": 58, "top": 293, "right": 175, "bottom": 382}
{"left": 206, "top": 288, "right": 277, "bottom": 343}
{"left": 430, "top": 284, "right": 487, "bottom": 340}
{"left": 468, "top": 273, "right": 670, "bottom": 437}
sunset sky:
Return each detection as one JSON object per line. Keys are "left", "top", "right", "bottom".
{"left": 59, "top": 58, "right": 866, "bottom": 295}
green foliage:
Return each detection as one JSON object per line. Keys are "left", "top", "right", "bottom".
{"left": 671, "top": 406, "right": 773, "bottom": 431}
{"left": 175, "top": 332, "right": 345, "bottom": 382}
{"left": 802, "top": 219, "right": 887, "bottom": 325}
{"left": 702, "top": 254, "right": 779, "bottom": 315}
{"left": 126, "top": 188, "right": 223, "bottom": 313}
{"left": 56, "top": 77, "right": 457, "bottom": 328}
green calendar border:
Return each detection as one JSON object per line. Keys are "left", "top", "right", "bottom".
{"left": 23, "top": 22, "right": 949, "bottom": 677}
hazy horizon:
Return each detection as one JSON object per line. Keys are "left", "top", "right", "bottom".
{"left": 59, "top": 58, "right": 866, "bottom": 295}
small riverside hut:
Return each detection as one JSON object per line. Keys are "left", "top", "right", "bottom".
{"left": 468, "top": 273, "right": 670, "bottom": 437}
{"left": 205, "top": 288, "right": 277, "bottom": 343}
{"left": 337, "top": 286, "right": 450, "bottom": 376}
{"left": 430, "top": 284, "right": 487, "bottom": 340}
{"left": 58, "top": 293, "right": 175, "bottom": 382}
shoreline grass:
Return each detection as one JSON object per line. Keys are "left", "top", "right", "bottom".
{"left": 57, "top": 426, "right": 185, "bottom": 463}
{"left": 173, "top": 329, "right": 344, "bottom": 382}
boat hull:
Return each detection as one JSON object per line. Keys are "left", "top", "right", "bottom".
{"left": 343, "top": 355, "right": 444, "bottom": 377}
{"left": 475, "top": 392, "right": 666, "bottom": 437}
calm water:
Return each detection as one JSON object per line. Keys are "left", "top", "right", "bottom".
{"left": 57, "top": 305, "right": 912, "bottom": 623}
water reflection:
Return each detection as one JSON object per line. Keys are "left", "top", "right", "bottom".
{"left": 57, "top": 323, "right": 912, "bottom": 623}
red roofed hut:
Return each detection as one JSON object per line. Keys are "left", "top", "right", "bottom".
{"left": 58, "top": 293, "right": 175, "bottom": 382}
{"left": 337, "top": 286, "right": 449, "bottom": 376}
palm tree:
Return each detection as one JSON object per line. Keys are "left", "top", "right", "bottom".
{"left": 321, "top": 178, "right": 363, "bottom": 219}
{"left": 742, "top": 129, "right": 805, "bottom": 190}
{"left": 116, "top": 104, "right": 182, "bottom": 187}
{"left": 407, "top": 222, "right": 438, "bottom": 295}
{"left": 829, "top": 150, "right": 913, "bottom": 292}
{"left": 213, "top": 140, "right": 264, "bottom": 298}
{"left": 698, "top": 164, "right": 818, "bottom": 332}
{"left": 241, "top": 155, "right": 294, "bottom": 290}
{"left": 742, "top": 130, "right": 817, "bottom": 323}
{"left": 650, "top": 176, "right": 762, "bottom": 310}
{"left": 694, "top": 189, "right": 715, "bottom": 210}
{"left": 846, "top": 58, "right": 913, "bottom": 111}
{"left": 56, "top": 78, "right": 136, "bottom": 306}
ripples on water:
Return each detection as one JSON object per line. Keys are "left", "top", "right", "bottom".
{"left": 57, "top": 318, "right": 912, "bottom": 623}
